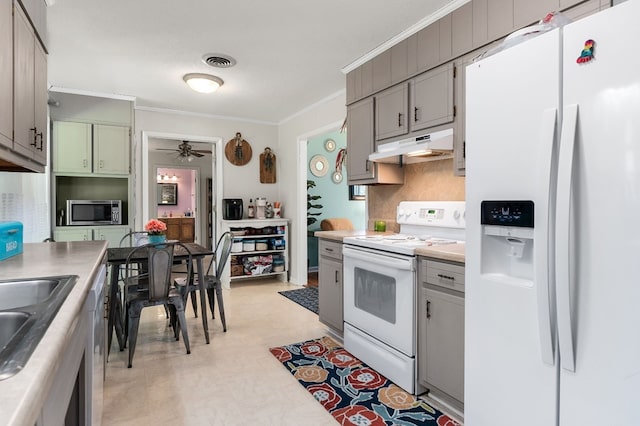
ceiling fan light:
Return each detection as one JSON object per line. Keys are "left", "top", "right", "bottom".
{"left": 183, "top": 73, "right": 223, "bottom": 93}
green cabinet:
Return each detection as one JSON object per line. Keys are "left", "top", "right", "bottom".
{"left": 53, "top": 121, "right": 92, "bottom": 173}
{"left": 53, "top": 121, "right": 130, "bottom": 176}
{"left": 54, "top": 226, "right": 129, "bottom": 248}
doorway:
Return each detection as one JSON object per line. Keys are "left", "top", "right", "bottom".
{"left": 155, "top": 166, "right": 200, "bottom": 243}
{"left": 306, "top": 130, "right": 366, "bottom": 285}
{"left": 141, "top": 131, "right": 223, "bottom": 250}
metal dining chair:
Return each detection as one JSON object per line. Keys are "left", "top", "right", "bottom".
{"left": 174, "top": 232, "right": 233, "bottom": 333}
{"left": 123, "top": 241, "right": 193, "bottom": 368}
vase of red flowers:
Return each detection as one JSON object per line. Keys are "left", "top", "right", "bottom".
{"left": 145, "top": 219, "right": 167, "bottom": 244}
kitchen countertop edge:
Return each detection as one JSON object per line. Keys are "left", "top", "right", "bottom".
{"left": 315, "top": 230, "right": 465, "bottom": 263}
{"left": 0, "top": 240, "right": 107, "bottom": 425}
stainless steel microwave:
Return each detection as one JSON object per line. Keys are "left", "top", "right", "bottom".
{"left": 66, "top": 200, "right": 122, "bottom": 226}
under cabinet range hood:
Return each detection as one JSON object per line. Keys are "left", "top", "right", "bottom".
{"left": 369, "top": 128, "right": 453, "bottom": 164}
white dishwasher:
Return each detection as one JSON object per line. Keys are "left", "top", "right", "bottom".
{"left": 85, "top": 262, "right": 106, "bottom": 426}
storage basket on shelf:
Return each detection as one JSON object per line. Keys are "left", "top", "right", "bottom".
{"left": 242, "top": 240, "right": 255, "bottom": 252}
{"left": 255, "top": 239, "right": 268, "bottom": 251}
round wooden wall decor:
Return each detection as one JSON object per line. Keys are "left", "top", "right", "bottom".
{"left": 225, "top": 132, "right": 252, "bottom": 166}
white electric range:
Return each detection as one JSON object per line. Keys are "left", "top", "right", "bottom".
{"left": 342, "top": 201, "right": 465, "bottom": 394}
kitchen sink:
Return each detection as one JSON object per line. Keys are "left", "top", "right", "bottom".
{"left": 0, "top": 275, "right": 78, "bottom": 380}
{"left": 0, "top": 279, "right": 63, "bottom": 310}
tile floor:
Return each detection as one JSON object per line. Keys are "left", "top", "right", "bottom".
{"left": 103, "top": 278, "right": 335, "bottom": 425}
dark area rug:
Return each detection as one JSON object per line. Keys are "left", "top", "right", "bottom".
{"left": 278, "top": 287, "right": 318, "bottom": 314}
{"left": 270, "top": 337, "right": 461, "bottom": 426}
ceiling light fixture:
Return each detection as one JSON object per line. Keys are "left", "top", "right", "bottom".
{"left": 177, "top": 153, "right": 194, "bottom": 163}
{"left": 183, "top": 73, "right": 223, "bottom": 94}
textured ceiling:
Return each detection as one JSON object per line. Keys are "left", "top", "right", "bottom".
{"left": 46, "top": 0, "right": 463, "bottom": 124}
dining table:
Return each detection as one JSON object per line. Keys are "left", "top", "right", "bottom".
{"left": 106, "top": 242, "right": 215, "bottom": 355}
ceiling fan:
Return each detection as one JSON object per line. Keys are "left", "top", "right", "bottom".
{"left": 158, "top": 141, "right": 211, "bottom": 162}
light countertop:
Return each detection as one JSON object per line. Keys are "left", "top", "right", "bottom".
{"left": 314, "top": 230, "right": 388, "bottom": 242}
{"left": 0, "top": 241, "right": 107, "bottom": 425}
{"left": 415, "top": 243, "right": 465, "bottom": 263}
{"left": 315, "top": 230, "right": 465, "bottom": 263}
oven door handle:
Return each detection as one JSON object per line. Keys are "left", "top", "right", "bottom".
{"left": 343, "top": 247, "right": 414, "bottom": 271}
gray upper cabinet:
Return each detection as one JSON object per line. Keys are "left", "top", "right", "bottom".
{"left": 346, "top": 70, "right": 357, "bottom": 105}
{"left": 347, "top": 97, "right": 404, "bottom": 185}
{"left": 438, "top": 14, "right": 453, "bottom": 62}
{"left": 0, "top": 0, "right": 12, "bottom": 150}
{"left": 514, "top": 0, "right": 559, "bottom": 29}
{"left": 13, "top": 3, "right": 47, "bottom": 167}
{"left": 347, "top": 98, "right": 376, "bottom": 182}
{"left": 376, "top": 62, "right": 454, "bottom": 142}
{"left": 410, "top": 62, "right": 455, "bottom": 133}
{"left": 487, "top": 0, "right": 514, "bottom": 41}
{"left": 19, "top": 0, "right": 46, "bottom": 49}
{"left": 375, "top": 83, "right": 408, "bottom": 141}
{"left": 391, "top": 39, "right": 408, "bottom": 84}
{"left": 561, "top": 0, "right": 587, "bottom": 8}
{"left": 452, "top": 2, "right": 473, "bottom": 57}
{"left": 416, "top": 22, "right": 441, "bottom": 72}
{"left": 372, "top": 49, "right": 392, "bottom": 93}
{"left": 472, "top": 0, "right": 489, "bottom": 48}
{"left": 361, "top": 60, "right": 373, "bottom": 98}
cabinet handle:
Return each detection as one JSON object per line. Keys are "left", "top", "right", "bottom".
{"left": 83, "top": 159, "right": 88, "bottom": 168}
{"left": 30, "top": 127, "right": 37, "bottom": 147}
{"left": 99, "top": 160, "right": 104, "bottom": 169}
{"left": 36, "top": 132, "right": 43, "bottom": 151}
{"left": 335, "top": 270, "right": 339, "bottom": 284}
{"left": 414, "top": 107, "right": 419, "bottom": 122}
{"left": 398, "top": 112, "right": 403, "bottom": 127}
{"left": 325, "top": 248, "right": 334, "bottom": 252}
{"left": 437, "top": 273, "right": 455, "bottom": 281}
{"left": 426, "top": 300, "right": 431, "bottom": 319}
{"left": 365, "top": 159, "right": 370, "bottom": 171}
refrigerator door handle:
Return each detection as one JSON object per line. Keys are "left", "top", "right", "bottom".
{"left": 556, "top": 103, "right": 578, "bottom": 372}
{"left": 537, "top": 107, "right": 558, "bottom": 366}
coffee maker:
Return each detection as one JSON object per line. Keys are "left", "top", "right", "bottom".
{"left": 255, "top": 197, "right": 267, "bottom": 219}
{"left": 223, "top": 198, "right": 243, "bottom": 220}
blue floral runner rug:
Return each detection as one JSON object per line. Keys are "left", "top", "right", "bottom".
{"left": 278, "top": 287, "right": 318, "bottom": 314}
{"left": 269, "top": 336, "right": 461, "bottom": 426}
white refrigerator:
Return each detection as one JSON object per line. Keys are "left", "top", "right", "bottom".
{"left": 465, "top": 2, "right": 640, "bottom": 425}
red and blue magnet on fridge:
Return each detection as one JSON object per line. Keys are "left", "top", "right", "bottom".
{"left": 577, "top": 39, "right": 595, "bottom": 63}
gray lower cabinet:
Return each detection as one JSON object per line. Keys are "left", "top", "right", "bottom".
{"left": 418, "top": 257, "right": 465, "bottom": 411}
{"left": 318, "top": 239, "right": 343, "bottom": 333}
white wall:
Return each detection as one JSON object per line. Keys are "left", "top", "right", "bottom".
{"left": 277, "top": 92, "right": 346, "bottom": 285}
{"left": 133, "top": 109, "right": 279, "bottom": 232}
{"left": 135, "top": 93, "right": 346, "bottom": 286}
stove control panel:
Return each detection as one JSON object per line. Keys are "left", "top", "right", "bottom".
{"left": 397, "top": 201, "right": 466, "bottom": 228}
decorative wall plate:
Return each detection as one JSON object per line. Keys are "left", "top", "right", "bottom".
{"left": 324, "top": 139, "right": 336, "bottom": 152}
{"left": 331, "top": 171, "right": 343, "bottom": 183}
{"left": 310, "top": 155, "right": 329, "bottom": 177}
{"left": 224, "top": 132, "right": 252, "bottom": 166}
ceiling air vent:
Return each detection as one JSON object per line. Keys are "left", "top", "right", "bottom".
{"left": 202, "top": 54, "right": 237, "bottom": 68}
